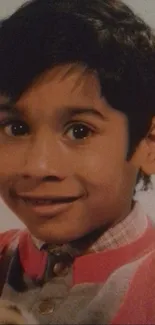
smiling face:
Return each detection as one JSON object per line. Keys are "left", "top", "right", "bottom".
{"left": 0, "top": 64, "right": 139, "bottom": 243}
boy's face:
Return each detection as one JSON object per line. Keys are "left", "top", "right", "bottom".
{"left": 0, "top": 65, "right": 138, "bottom": 243}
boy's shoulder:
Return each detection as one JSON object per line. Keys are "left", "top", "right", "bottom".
{"left": 0, "top": 229, "right": 24, "bottom": 295}
{"left": 112, "top": 247, "right": 155, "bottom": 324}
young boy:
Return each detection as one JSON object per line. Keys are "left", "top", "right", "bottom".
{"left": 0, "top": 0, "right": 155, "bottom": 323}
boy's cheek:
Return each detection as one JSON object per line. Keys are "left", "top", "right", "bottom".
{"left": 76, "top": 156, "right": 125, "bottom": 188}
{"left": 0, "top": 144, "right": 25, "bottom": 172}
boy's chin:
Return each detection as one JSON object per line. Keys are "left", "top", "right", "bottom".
{"left": 29, "top": 223, "right": 95, "bottom": 246}
{"left": 29, "top": 229, "right": 79, "bottom": 245}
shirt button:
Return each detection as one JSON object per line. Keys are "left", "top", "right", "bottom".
{"left": 61, "top": 266, "right": 69, "bottom": 276}
{"left": 38, "top": 298, "right": 54, "bottom": 315}
{"left": 53, "top": 262, "right": 65, "bottom": 275}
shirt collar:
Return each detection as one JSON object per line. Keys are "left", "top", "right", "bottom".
{"left": 91, "top": 201, "right": 147, "bottom": 252}
{"left": 15, "top": 201, "right": 149, "bottom": 283}
{"left": 31, "top": 201, "right": 148, "bottom": 253}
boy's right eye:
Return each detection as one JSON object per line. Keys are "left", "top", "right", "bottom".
{"left": 0, "top": 120, "right": 30, "bottom": 137}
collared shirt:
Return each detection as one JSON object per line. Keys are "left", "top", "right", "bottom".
{"left": 1, "top": 203, "right": 155, "bottom": 325}
{"left": 32, "top": 201, "right": 148, "bottom": 253}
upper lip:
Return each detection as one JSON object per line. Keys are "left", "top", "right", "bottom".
{"left": 16, "top": 194, "right": 81, "bottom": 203}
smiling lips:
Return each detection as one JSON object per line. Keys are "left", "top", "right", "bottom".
{"left": 19, "top": 195, "right": 79, "bottom": 205}
{"left": 16, "top": 194, "right": 81, "bottom": 216}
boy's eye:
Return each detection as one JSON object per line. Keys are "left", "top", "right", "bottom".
{"left": 2, "top": 120, "right": 29, "bottom": 137}
{"left": 65, "top": 123, "right": 93, "bottom": 140}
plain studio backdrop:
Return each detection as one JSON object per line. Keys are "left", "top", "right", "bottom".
{"left": 0, "top": 0, "right": 155, "bottom": 230}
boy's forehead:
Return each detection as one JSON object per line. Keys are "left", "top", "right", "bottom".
{"left": 0, "top": 66, "right": 125, "bottom": 124}
{"left": 8, "top": 64, "right": 102, "bottom": 119}
{"left": 25, "top": 64, "right": 101, "bottom": 99}
{"left": 0, "top": 65, "right": 101, "bottom": 113}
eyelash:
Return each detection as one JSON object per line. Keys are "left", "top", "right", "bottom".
{"left": 0, "top": 117, "right": 23, "bottom": 125}
{"left": 64, "top": 120, "right": 96, "bottom": 139}
{"left": 0, "top": 118, "right": 30, "bottom": 136}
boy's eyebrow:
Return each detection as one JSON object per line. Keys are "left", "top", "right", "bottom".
{"left": 0, "top": 103, "right": 108, "bottom": 120}
{"left": 0, "top": 103, "right": 20, "bottom": 115}
{"left": 64, "top": 106, "right": 107, "bottom": 120}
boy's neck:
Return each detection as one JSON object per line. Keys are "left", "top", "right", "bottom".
{"left": 32, "top": 200, "right": 146, "bottom": 257}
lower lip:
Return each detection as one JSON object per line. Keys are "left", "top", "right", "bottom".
{"left": 19, "top": 199, "right": 76, "bottom": 217}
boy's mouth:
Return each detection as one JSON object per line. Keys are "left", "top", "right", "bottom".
{"left": 19, "top": 195, "right": 79, "bottom": 205}
{"left": 14, "top": 194, "right": 81, "bottom": 217}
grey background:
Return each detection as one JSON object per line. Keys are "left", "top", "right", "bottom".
{"left": 0, "top": 0, "right": 155, "bottom": 26}
{"left": 0, "top": 0, "right": 155, "bottom": 231}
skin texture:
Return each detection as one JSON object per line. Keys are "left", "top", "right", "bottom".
{"left": 0, "top": 64, "right": 152, "bottom": 244}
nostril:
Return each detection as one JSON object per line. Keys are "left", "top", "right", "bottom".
{"left": 21, "top": 174, "right": 65, "bottom": 182}
{"left": 43, "top": 175, "right": 61, "bottom": 182}
{"left": 23, "top": 175, "right": 31, "bottom": 179}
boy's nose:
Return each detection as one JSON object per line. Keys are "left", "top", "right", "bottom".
{"left": 21, "top": 133, "right": 69, "bottom": 181}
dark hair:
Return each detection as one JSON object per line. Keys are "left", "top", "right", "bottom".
{"left": 0, "top": 0, "right": 155, "bottom": 187}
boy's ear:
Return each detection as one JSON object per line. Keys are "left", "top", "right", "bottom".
{"left": 131, "top": 117, "right": 155, "bottom": 175}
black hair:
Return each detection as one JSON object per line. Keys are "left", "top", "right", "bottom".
{"left": 0, "top": 0, "right": 155, "bottom": 188}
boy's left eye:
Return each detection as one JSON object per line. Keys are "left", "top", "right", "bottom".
{"left": 65, "top": 123, "right": 93, "bottom": 140}
{"left": 2, "top": 120, "right": 29, "bottom": 137}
